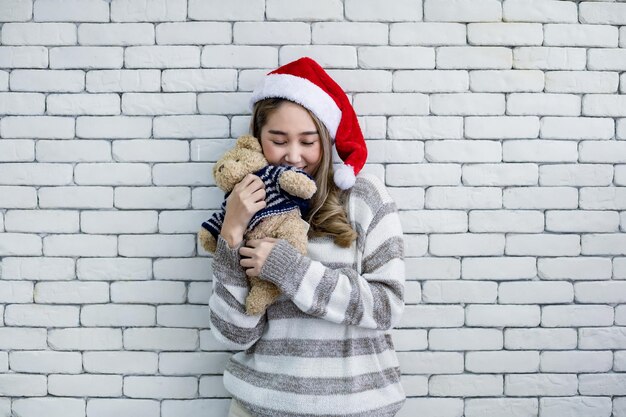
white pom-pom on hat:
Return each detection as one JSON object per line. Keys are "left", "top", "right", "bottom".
{"left": 250, "top": 57, "right": 367, "bottom": 190}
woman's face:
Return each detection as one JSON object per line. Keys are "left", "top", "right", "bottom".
{"left": 259, "top": 101, "right": 323, "bottom": 176}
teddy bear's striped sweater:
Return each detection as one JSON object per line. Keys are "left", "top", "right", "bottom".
{"left": 209, "top": 174, "right": 406, "bottom": 417}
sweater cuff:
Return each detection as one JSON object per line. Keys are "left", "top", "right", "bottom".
{"left": 214, "top": 234, "right": 246, "bottom": 277}
{"left": 259, "top": 239, "right": 302, "bottom": 294}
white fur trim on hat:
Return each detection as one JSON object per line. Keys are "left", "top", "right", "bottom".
{"left": 250, "top": 73, "right": 342, "bottom": 138}
{"left": 333, "top": 164, "right": 356, "bottom": 190}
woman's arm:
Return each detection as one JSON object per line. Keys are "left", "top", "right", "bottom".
{"left": 257, "top": 178, "right": 405, "bottom": 331}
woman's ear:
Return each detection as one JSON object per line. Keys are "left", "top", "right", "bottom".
{"left": 236, "top": 135, "right": 262, "bottom": 152}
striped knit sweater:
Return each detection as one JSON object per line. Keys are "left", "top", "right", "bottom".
{"left": 209, "top": 173, "right": 406, "bottom": 417}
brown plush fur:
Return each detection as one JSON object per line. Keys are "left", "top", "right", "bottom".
{"left": 198, "top": 135, "right": 317, "bottom": 315}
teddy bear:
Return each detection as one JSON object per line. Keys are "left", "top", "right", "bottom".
{"left": 198, "top": 134, "right": 317, "bottom": 315}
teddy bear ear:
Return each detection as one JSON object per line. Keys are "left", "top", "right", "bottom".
{"left": 236, "top": 135, "right": 262, "bottom": 152}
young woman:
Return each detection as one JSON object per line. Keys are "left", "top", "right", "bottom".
{"left": 208, "top": 57, "right": 406, "bottom": 417}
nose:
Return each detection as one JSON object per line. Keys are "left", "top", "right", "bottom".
{"left": 284, "top": 147, "right": 301, "bottom": 164}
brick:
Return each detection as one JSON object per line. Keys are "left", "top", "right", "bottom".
{"left": 312, "top": 23, "right": 388, "bottom": 45}
{"left": 432, "top": 93, "right": 504, "bottom": 115}
{"left": 0, "top": 233, "right": 42, "bottom": 256}
{"left": 0, "top": 0, "right": 32, "bottom": 22}
{"left": 153, "top": 163, "right": 213, "bottom": 186}
{"left": 431, "top": 233, "right": 505, "bottom": 256}
{"left": 43, "top": 234, "right": 117, "bottom": 257}
{"left": 540, "top": 397, "right": 612, "bottom": 417}
{"left": 466, "top": 304, "right": 540, "bottom": 327}
{"left": 422, "top": 281, "right": 497, "bottom": 303}
{"left": 430, "top": 375, "right": 503, "bottom": 396}
{"left": 39, "top": 186, "right": 113, "bottom": 208}
{"left": 542, "top": 305, "right": 614, "bottom": 327}
{"left": 394, "top": 70, "right": 468, "bottom": 92}
{"left": 0, "top": 46, "right": 48, "bottom": 68}
{"left": 390, "top": 22, "right": 466, "bottom": 46}
{"left": 201, "top": 46, "right": 277, "bottom": 69}
{"left": 505, "top": 374, "right": 577, "bottom": 396}
{"left": 84, "top": 352, "right": 158, "bottom": 374}
{"left": 111, "top": 0, "right": 186, "bottom": 22}
{"left": 199, "top": 376, "right": 230, "bottom": 397}
{"left": 546, "top": 210, "right": 619, "bottom": 233}
{"left": 463, "top": 256, "right": 537, "bottom": 279}
{"left": 49, "top": 374, "right": 122, "bottom": 397}
{"left": 426, "top": 186, "right": 501, "bottom": 208}
{"left": 539, "top": 257, "right": 613, "bottom": 280}
{"left": 438, "top": 46, "right": 512, "bottom": 69}
{"left": 79, "top": 23, "right": 155, "bottom": 46}
{"left": 359, "top": 47, "right": 434, "bottom": 69}
{"left": 12, "top": 398, "right": 85, "bottom": 417}
{"left": 389, "top": 116, "right": 463, "bottom": 139}
{"left": 398, "top": 351, "right": 463, "bottom": 374}
{"left": 5, "top": 209, "right": 78, "bottom": 233}
{"left": 50, "top": 47, "right": 123, "bottom": 69}
{"left": 266, "top": 0, "right": 343, "bottom": 20}
{"left": 278, "top": 46, "right": 358, "bottom": 69}
{"left": 513, "top": 47, "right": 586, "bottom": 70}
{"left": 0, "top": 92, "right": 45, "bottom": 115}
{"left": 579, "top": 374, "right": 626, "bottom": 395}
{"left": 388, "top": 164, "right": 460, "bottom": 187}
{"left": 466, "top": 351, "right": 539, "bottom": 373}
{"left": 430, "top": 328, "right": 502, "bottom": 351}
{"left": 162, "top": 69, "right": 237, "bottom": 92}
{"left": 580, "top": 327, "right": 626, "bottom": 349}
{"left": 160, "top": 352, "right": 230, "bottom": 375}
{"left": 580, "top": 141, "right": 626, "bottom": 163}
{"left": 503, "top": 0, "right": 577, "bottom": 23}
{"left": 81, "top": 210, "right": 157, "bottom": 233}
{"left": 468, "top": 163, "right": 540, "bottom": 186}
{"left": 125, "top": 46, "right": 201, "bottom": 69}
{"left": 580, "top": 187, "right": 626, "bottom": 210}
{"left": 114, "top": 187, "right": 190, "bottom": 209}
{"left": 465, "top": 398, "right": 538, "bottom": 417}
{"left": 9, "top": 350, "right": 82, "bottom": 373}
{"left": 234, "top": 22, "right": 310, "bottom": 45}
{"left": 76, "top": 116, "right": 152, "bottom": 138}
{"left": 540, "top": 117, "right": 614, "bottom": 140}
{"left": 366, "top": 140, "right": 423, "bottom": 163}
{"left": 11, "top": 69, "right": 84, "bottom": 92}
{"left": 504, "top": 187, "right": 578, "bottom": 209}
{"left": 2, "top": 22, "right": 77, "bottom": 45}
{"left": 0, "top": 139, "right": 34, "bottom": 162}
{"left": 506, "top": 328, "right": 577, "bottom": 350}
{"left": 82, "top": 304, "right": 156, "bottom": 326}
{"left": 468, "top": 23, "right": 542, "bottom": 46}
{"left": 580, "top": 2, "right": 626, "bottom": 25}
{"left": 112, "top": 140, "right": 190, "bottom": 162}
{"left": 544, "top": 24, "right": 618, "bottom": 48}
{"left": 545, "top": 71, "right": 618, "bottom": 93}
{"left": 541, "top": 351, "right": 613, "bottom": 373}
{"left": 159, "top": 209, "right": 208, "bottom": 234}
{"left": 0, "top": 374, "right": 47, "bottom": 396}
{"left": 157, "top": 305, "right": 210, "bottom": 328}
{"left": 123, "top": 328, "right": 198, "bottom": 351}
{"left": 122, "top": 92, "right": 196, "bottom": 115}
{"left": 6, "top": 304, "right": 78, "bottom": 327}
{"left": 188, "top": 0, "right": 264, "bottom": 21}
{"left": 49, "top": 328, "right": 122, "bottom": 350}
{"left": 0, "top": 281, "right": 33, "bottom": 302}
{"left": 111, "top": 281, "right": 186, "bottom": 303}
{"left": 499, "top": 281, "right": 574, "bottom": 304}
{"left": 508, "top": 93, "right": 580, "bottom": 116}
{"left": 354, "top": 93, "right": 428, "bottom": 115}
{"left": 191, "top": 187, "right": 224, "bottom": 209}
{"left": 35, "top": 281, "right": 109, "bottom": 304}
{"left": 34, "top": 0, "right": 108, "bottom": 22}
{"left": 504, "top": 140, "right": 577, "bottom": 162}
{"left": 398, "top": 305, "right": 463, "bottom": 328}
{"left": 0, "top": 70, "right": 7, "bottom": 90}
{"left": 424, "top": 0, "right": 501, "bottom": 22}
{"left": 327, "top": 70, "right": 392, "bottom": 93}
{"left": 36, "top": 140, "right": 111, "bottom": 162}
{"left": 466, "top": 116, "right": 539, "bottom": 139}
{"left": 576, "top": 281, "right": 626, "bottom": 304}
{"left": 75, "top": 163, "right": 152, "bottom": 186}
{"left": 582, "top": 233, "right": 626, "bottom": 255}
{"left": 86, "top": 69, "right": 160, "bottom": 92}
{"left": 188, "top": 282, "right": 211, "bottom": 304}
{"left": 506, "top": 234, "right": 581, "bottom": 256}
{"left": 87, "top": 399, "right": 160, "bottom": 417}
{"left": 0, "top": 328, "right": 47, "bottom": 350}
{"left": 470, "top": 70, "right": 543, "bottom": 92}
{"left": 154, "top": 115, "right": 231, "bottom": 137}
{"left": 346, "top": 0, "right": 422, "bottom": 21}
{"left": 399, "top": 210, "right": 466, "bottom": 234}
{"left": 77, "top": 258, "right": 152, "bottom": 281}
{"left": 584, "top": 94, "right": 626, "bottom": 117}
{"left": 539, "top": 164, "right": 613, "bottom": 187}
{"left": 589, "top": 49, "right": 626, "bottom": 72}
{"left": 1, "top": 256, "right": 75, "bottom": 280}
{"left": 157, "top": 22, "right": 231, "bottom": 45}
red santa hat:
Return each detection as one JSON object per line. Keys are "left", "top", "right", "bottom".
{"left": 249, "top": 56, "right": 367, "bottom": 190}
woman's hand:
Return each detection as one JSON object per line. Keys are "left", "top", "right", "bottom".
{"left": 239, "top": 238, "right": 278, "bottom": 277}
{"left": 221, "top": 174, "right": 266, "bottom": 248}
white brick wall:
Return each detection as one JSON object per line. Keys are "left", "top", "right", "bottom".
{"left": 0, "top": 0, "right": 624, "bottom": 416}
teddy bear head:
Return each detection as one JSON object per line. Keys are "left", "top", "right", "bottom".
{"left": 212, "top": 135, "right": 268, "bottom": 192}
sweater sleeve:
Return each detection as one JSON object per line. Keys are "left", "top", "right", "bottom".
{"left": 208, "top": 234, "right": 266, "bottom": 350}
{"left": 258, "top": 176, "right": 405, "bottom": 331}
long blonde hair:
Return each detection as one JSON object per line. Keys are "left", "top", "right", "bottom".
{"left": 250, "top": 98, "right": 357, "bottom": 248}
